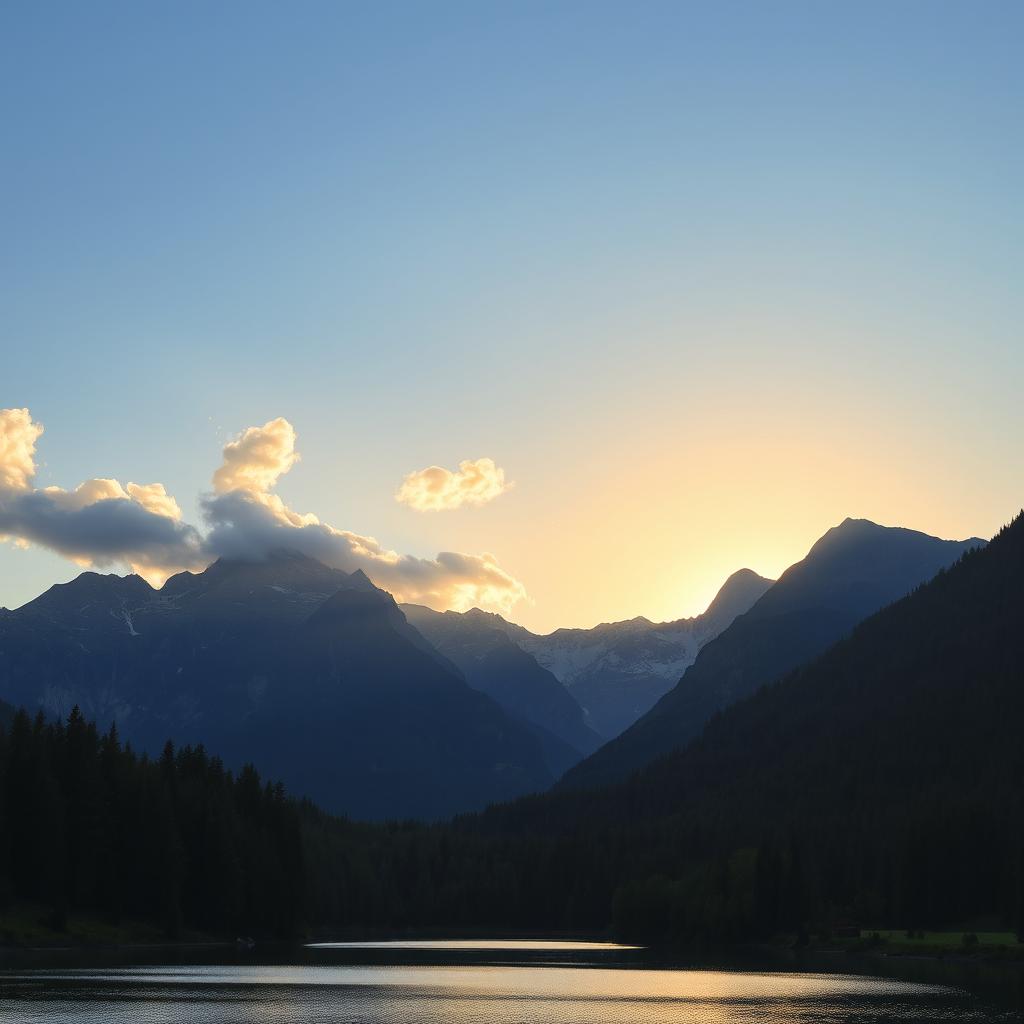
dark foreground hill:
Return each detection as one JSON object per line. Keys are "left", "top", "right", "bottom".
{"left": 561, "top": 519, "right": 984, "bottom": 791}
{"left": 0, "top": 551, "right": 555, "bottom": 820}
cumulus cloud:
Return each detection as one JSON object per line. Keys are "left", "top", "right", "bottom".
{"left": 0, "top": 409, "right": 203, "bottom": 584}
{"left": 203, "top": 425, "right": 526, "bottom": 613}
{"left": 126, "top": 482, "right": 183, "bottom": 521}
{"left": 0, "top": 408, "right": 43, "bottom": 492}
{"left": 396, "top": 457, "right": 511, "bottom": 511}
{"left": 1, "top": 409, "right": 527, "bottom": 614}
{"left": 212, "top": 417, "right": 299, "bottom": 494}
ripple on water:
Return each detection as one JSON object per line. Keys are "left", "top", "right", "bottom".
{"left": 0, "top": 958, "right": 1016, "bottom": 1024}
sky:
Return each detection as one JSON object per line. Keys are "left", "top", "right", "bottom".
{"left": 1, "top": 1, "right": 1022, "bottom": 632}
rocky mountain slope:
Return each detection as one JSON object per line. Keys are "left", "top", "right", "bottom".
{"left": 0, "top": 550, "right": 556, "bottom": 820}
{"left": 407, "top": 568, "right": 773, "bottom": 740}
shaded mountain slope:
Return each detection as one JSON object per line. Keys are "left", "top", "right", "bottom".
{"left": 402, "top": 604, "right": 602, "bottom": 767}
{"left": 0, "top": 551, "right": 555, "bottom": 820}
{"left": 405, "top": 568, "right": 772, "bottom": 742}
{"left": 520, "top": 568, "right": 773, "bottom": 739}
{"left": 431, "top": 513, "right": 1024, "bottom": 936}
{"left": 558, "top": 519, "right": 985, "bottom": 791}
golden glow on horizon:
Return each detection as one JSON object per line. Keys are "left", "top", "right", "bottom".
{"left": 410, "top": 390, "right": 1006, "bottom": 633}
{"left": 2, "top": 380, "right": 1011, "bottom": 632}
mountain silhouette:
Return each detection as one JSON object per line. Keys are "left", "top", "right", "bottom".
{"left": 559, "top": 519, "right": 984, "bottom": 791}
{"left": 406, "top": 568, "right": 772, "bottom": 742}
{"left": 0, "top": 550, "right": 555, "bottom": 820}
{"left": 402, "top": 604, "right": 602, "bottom": 770}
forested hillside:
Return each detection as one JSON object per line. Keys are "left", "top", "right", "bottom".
{"left": 0, "top": 709, "right": 303, "bottom": 939}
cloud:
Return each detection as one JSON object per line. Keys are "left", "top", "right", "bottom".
{"left": 0, "top": 409, "right": 203, "bottom": 584}
{"left": 126, "top": 482, "right": 183, "bottom": 521}
{"left": 396, "top": 457, "right": 511, "bottom": 511}
{"left": 212, "top": 417, "right": 299, "bottom": 494}
{"left": 203, "top": 425, "right": 527, "bottom": 613}
{"left": 202, "top": 488, "right": 526, "bottom": 613}
{"left": 0, "top": 408, "right": 43, "bottom": 492}
{"left": 0, "top": 409, "right": 528, "bottom": 614}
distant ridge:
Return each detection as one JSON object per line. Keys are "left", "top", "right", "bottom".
{"left": 404, "top": 568, "right": 773, "bottom": 741}
{"left": 402, "top": 603, "right": 603, "bottom": 770}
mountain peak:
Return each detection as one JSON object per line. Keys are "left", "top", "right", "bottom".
{"left": 199, "top": 549, "right": 345, "bottom": 586}
{"left": 347, "top": 568, "right": 378, "bottom": 591}
{"left": 207, "top": 548, "right": 323, "bottom": 571}
{"left": 700, "top": 567, "right": 774, "bottom": 631}
{"left": 803, "top": 518, "right": 984, "bottom": 569}
{"left": 825, "top": 516, "right": 884, "bottom": 539}
{"left": 459, "top": 607, "right": 516, "bottom": 628}
{"left": 23, "top": 570, "right": 153, "bottom": 611}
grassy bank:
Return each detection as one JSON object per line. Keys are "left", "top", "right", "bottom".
{"left": 0, "top": 904, "right": 216, "bottom": 950}
{"left": 839, "top": 928, "right": 1024, "bottom": 958}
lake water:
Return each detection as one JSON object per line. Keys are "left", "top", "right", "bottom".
{"left": 0, "top": 939, "right": 1019, "bottom": 1023}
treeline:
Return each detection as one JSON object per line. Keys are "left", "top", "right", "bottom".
{"left": 0, "top": 708, "right": 303, "bottom": 938}
{"left": 295, "top": 788, "right": 1024, "bottom": 945}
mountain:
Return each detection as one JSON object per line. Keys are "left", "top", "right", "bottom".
{"left": 451, "top": 513, "right": 1024, "bottom": 937}
{"left": 520, "top": 568, "right": 774, "bottom": 738}
{"left": 559, "top": 519, "right": 985, "bottom": 791}
{"left": 4, "top": 512, "right": 1019, "bottom": 946}
{"left": 402, "top": 605, "right": 602, "bottom": 770}
{"left": 263, "top": 511, "right": 1024, "bottom": 943}
{"left": 403, "top": 568, "right": 772, "bottom": 742}
{"left": 0, "top": 551, "right": 556, "bottom": 821}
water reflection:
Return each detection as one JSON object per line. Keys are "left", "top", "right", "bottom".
{"left": 0, "top": 945, "right": 1018, "bottom": 1024}
{"left": 307, "top": 939, "right": 640, "bottom": 950}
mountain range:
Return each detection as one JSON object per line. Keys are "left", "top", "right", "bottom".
{"left": 560, "top": 518, "right": 984, "bottom": 791}
{"left": 2, "top": 509, "right": 1016, "bottom": 944}
{"left": 405, "top": 566, "right": 773, "bottom": 741}
{"left": 410, "top": 511, "right": 1021, "bottom": 941}
{"left": 0, "top": 517, "right": 986, "bottom": 825}
{"left": 0, "top": 551, "right": 559, "bottom": 820}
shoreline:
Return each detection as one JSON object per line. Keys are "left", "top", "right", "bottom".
{"left": 2, "top": 930, "right": 1022, "bottom": 1012}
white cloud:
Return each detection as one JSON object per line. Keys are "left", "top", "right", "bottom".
{"left": 396, "top": 457, "right": 511, "bottom": 511}
{"left": 0, "top": 409, "right": 529, "bottom": 614}
{"left": 0, "top": 408, "right": 43, "bottom": 493}
{"left": 212, "top": 417, "right": 299, "bottom": 494}
{"left": 204, "top": 424, "right": 527, "bottom": 613}
{"left": 126, "top": 482, "right": 183, "bottom": 521}
{"left": 0, "top": 409, "right": 202, "bottom": 584}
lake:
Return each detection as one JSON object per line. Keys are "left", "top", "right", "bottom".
{"left": 0, "top": 939, "right": 1019, "bottom": 1023}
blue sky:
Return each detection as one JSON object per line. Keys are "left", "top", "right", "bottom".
{"left": 2, "top": 1, "right": 1022, "bottom": 630}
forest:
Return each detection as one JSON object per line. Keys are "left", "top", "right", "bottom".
{"left": 0, "top": 709, "right": 303, "bottom": 939}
